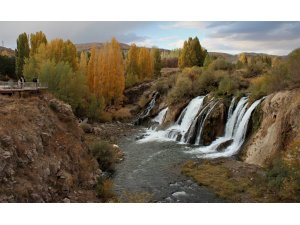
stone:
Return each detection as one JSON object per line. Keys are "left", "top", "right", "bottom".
{"left": 2, "top": 151, "right": 12, "bottom": 159}
{"left": 63, "top": 198, "right": 71, "bottom": 203}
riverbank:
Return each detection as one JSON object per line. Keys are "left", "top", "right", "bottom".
{"left": 182, "top": 158, "right": 300, "bottom": 202}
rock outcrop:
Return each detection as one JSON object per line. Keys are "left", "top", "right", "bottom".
{"left": 0, "top": 94, "right": 101, "bottom": 202}
{"left": 242, "top": 88, "right": 300, "bottom": 167}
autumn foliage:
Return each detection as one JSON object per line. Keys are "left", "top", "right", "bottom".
{"left": 87, "top": 38, "right": 125, "bottom": 105}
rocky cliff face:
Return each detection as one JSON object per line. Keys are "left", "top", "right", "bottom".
{"left": 0, "top": 94, "right": 100, "bottom": 202}
{"left": 242, "top": 88, "right": 300, "bottom": 167}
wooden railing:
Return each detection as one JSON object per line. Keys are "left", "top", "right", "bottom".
{"left": 0, "top": 81, "right": 48, "bottom": 90}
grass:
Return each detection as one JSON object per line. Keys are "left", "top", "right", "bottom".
{"left": 182, "top": 157, "right": 300, "bottom": 202}
{"left": 182, "top": 160, "right": 272, "bottom": 202}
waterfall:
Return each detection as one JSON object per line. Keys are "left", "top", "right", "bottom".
{"left": 194, "top": 101, "right": 219, "bottom": 145}
{"left": 188, "top": 97, "right": 263, "bottom": 158}
{"left": 137, "top": 94, "right": 264, "bottom": 159}
{"left": 134, "top": 92, "right": 159, "bottom": 125}
{"left": 227, "top": 97, "right": 236, "bottom": 120}
{"left": 138, "top": 96, "right": 205, "bottom": 143}
{"left": 152, "top": 107, "right": 168, "bottom": 125}
{"left": 167, "top": 96, "right": 205, "bottom": 142}
{"left": 224, "top": 97, "right": 248, "bottom": 138}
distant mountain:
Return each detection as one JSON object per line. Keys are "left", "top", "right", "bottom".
{"left": 0, "top": 46, "right": 14, "bottom": 57}
{"left": 208, "top": 51, "right": 283, "bottom": 63}
{"left": 75, "top": 42, "right": 171, "bottom": 54}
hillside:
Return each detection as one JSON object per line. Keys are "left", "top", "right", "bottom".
{"left": 75, "top": 42, "right": 171, "bottom": 54}
{"left": 0, "top": 94, "right": 101, "bottom": 202}
{"left": 0, "top": 46, "right": 14, "bottom": 57}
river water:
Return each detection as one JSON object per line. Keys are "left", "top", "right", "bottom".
{"left": 113, "top": 128, "right": 224, "bottom": 203}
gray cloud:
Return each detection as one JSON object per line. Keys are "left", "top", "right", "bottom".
{"left": 0, "top": 21, "right": 152, "bottom": 48}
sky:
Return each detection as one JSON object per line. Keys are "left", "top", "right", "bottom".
{"left": 0, "top": 21, "right": 300, "bottom": 55}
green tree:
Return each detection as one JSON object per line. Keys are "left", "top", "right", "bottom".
{"left": 151, "top": 47, "right": 162, "bottom": 77}
{"left": 15, "top": 32, "right": 30, "bottom": 78}
{"left": 179, "top": 37, "right": 206, "bottom": 68}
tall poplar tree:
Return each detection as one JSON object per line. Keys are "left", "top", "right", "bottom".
{"left": 30, "top": 31, "right": 47, "bottom": 56}
{"left": 151, "top": 47, "right": 162, "bottom": 77}
{"left": 15, "top": 32, "right": 30, "bottom": 78}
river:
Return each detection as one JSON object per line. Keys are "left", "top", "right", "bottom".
{"left": 113, "top": 128, "right": 224, "bottom": 203}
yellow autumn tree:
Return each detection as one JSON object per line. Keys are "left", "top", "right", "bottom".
{"left": 79, "top": 51, "right": 88, "bottom": 77}
{"left": 30, "top": 31, "right": 47, "bottom": 56}
{"left": 138, "top": 47, "right": 153, "bottom": 80}
{"left": 92, "top": 38, "right": 125, "bottom": 106}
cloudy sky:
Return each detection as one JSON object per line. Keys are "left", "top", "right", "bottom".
{"left": 0, "top": 21, "right": 299, "bottom": 55}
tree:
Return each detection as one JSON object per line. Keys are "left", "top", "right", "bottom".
{"left": 93, "top": 38, "right": 125, "bottom": 105}
{"left": 238, "top": 53, "right": 248, "bottom": 64}
{"left": 30, "top": 31, "right": 47, "bottom": 56}
{"left": 151, "top": 47, "right": 162, "bottom": 77}
{"left": 79, "top": 51, "right": 88, "bottom": 76}
{"left": 179, "top": 37, "right": 206, "bottom": 68}
{"left": 0, "top": 55, "right": 16, "bottom": 79}
{"left": 15, "top": 32, "right": 30, "bottom": 78}
{"left": 138, "top": 47, "right": 153, "bottom": 80}
{"left": 125, "top": 44, "right": 139, "bottom": 87}
{"left": 87, "top": 47, "right": 97, "bottom": 93}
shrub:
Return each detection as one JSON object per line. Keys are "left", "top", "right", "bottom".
{"left": 91, "top": 141, "right": 116, "bottom": 172}
{"left": 249, "top": 63, "right": 289, "bottom": 101}
{"left": 217, "top": 76, "right": 239, "bottom": 96}
{"left": 266, "top": 159, "right": 288, "bottom": 191}
{"left": 96, "top": 177, "right": 114, "bottom": 201}
{"left": 79, "top": 122, "right": 93, "bottom": 133}
{"left": 248, "top": 75, "right": 269, "bottom": 101}
{"left": 167, "top": 74, "right": 193, "bottom": 104}
{"left": 208, "top": 58, "right": 233, "bottom": 71}
{"left": 195, "top": 70, "right": 218, "bottom": 94}
{"left": 138, "top": 95, "right": 150, "bottom": 108}
{"left": 287, "top": 48, "right": 300, "bottom": 84}
{"left": 153, "top": 78, "right": 170, "bottom": 95}
{"left": 112, "top": 107, "right": 132, "bottom": 121}
{"left": 244, "top": 62, "right": 265, "bottom": 78}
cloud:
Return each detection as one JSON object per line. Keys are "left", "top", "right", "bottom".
{"left": 0, "top": 21, "right": 152, "bottom": 48}
{"left": 165, "top": 21, "right": 300, "bottom": 55}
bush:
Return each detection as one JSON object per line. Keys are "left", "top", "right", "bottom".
{"left": 287, "top": 48, "right": 300, "bottom": 84}
{"left": 138, "top": 95, "right": 150, "bottom": 108}
{"left": 112, "top": 107, "right": 132, "bottom": 121}
{"left": 167, "top": 74, "right": 193, "bottom": 104}
{"left": 208, "top": 58, "right": 233, "bottom": 71}
{"left": 249, "top": 63, "right": 289, "bottom": 101}
{"left": 96, "top": 177, "right": 114, "bottom": 201}
{"left": 91, "top": 141, "right": 116, "bottom": 172}
{"left": 195, "top": 70, "right": 218, "bottom": 94}
{"left": 79, "top": 122, "right": 93, "bottom": 133}
{"left": 217, "top": 76, "right": 239, "bottom": 96}
{"left": 244, "top": 62, "right": 265, "bottom": 78}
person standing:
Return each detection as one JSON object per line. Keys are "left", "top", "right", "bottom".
{"left": 20, "top": 76, "right": 24, "bottom": 89}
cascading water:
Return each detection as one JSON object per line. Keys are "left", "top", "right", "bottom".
{"left": 134, "top": 92, "right": 159, "bottom": 125}
{"left": 188, "top": 97, "right": 263, "bottom": 158}
{"left": 152, "top": 107, "right": 168, "bottom": 125}
{"left": 137, "top": 96, "right": 205, "bottom": 143}
{"left": 137, "top": 94, "right": 264, "bottom": 159}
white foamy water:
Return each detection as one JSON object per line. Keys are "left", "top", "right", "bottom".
{"left": 152, "top": 107, "right": 168, "bottom": 125}
{"left": 188, "top": 98, "right": 263, "bottom": 158}
{"left": 138, "top": 96, "right": 205, "bottom": 143}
